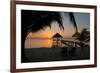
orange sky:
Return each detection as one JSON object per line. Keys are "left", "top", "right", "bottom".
{"left": 27, "top": 22, "right": 75, "bottom": 39}
{"left": 28, "top": 30, "right": 53, "bottom": 38}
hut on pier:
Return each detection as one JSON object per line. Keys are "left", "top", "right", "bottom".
{"left": 52, "top": 33, "right": 63, "bottom": 48}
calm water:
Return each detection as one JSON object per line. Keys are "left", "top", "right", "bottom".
{"left": 25, "top": 38, "right": 90, "bottom": 49}
{"left": 25, "top": 38, "right": 78, "bottom": 48}
{"left": 25, "top": 38, "right": 53, "bottom": 48}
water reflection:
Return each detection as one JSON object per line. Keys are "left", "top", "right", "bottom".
{"left": 25, "top": 38, "right": 52, "bottom": 48}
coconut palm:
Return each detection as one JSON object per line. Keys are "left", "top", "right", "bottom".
{"left": 72, "top": 28, "right": 90, "bottom": 50}
{"left": 21, "top": 10, "right": 77, "bottom": 62}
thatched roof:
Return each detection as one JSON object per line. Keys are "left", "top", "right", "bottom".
{"left": 52, "top": 33, "right": 63, "bottom": 38}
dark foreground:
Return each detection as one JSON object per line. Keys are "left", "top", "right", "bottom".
{"left": 22, "top": 47, "right": 90, "bottom": 63}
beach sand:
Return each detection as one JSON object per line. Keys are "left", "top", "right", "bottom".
{"left": 22, "top": 47, "right": 90, "bottom": 63}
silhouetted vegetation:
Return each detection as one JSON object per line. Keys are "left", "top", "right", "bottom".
{"left": 72, "top": 28, "right": 90, "bottom": 50}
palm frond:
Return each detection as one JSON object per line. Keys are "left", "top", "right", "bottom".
{"left": 28, "top": 11, "right": 64, "bottom": 32}
{"left": 72, "top": 28, "right": 90, "bottom": 42}
{"left": 69, "top": 12, "right": 78, "bottom": 32}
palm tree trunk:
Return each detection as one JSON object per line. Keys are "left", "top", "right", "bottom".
{"left": 80, "top": 41, "right": 84, "bottom": 51}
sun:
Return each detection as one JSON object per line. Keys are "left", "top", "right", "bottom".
{"left": 44, "top": 32, "right": 52, "bottom": 38}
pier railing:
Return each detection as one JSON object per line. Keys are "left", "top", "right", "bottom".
{"left": 61, "top": 40, "right": 89, "bottom": 48}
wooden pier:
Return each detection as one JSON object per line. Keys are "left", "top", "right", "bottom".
{"left": 61, "top": 40, "right": 89, "bottom": 48}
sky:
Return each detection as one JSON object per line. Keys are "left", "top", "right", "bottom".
{"left": 25, "top": 11, "right": 90, "bottom": 48}
{"left": 27, "top": 12, "right": 90, "bottom": 39}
